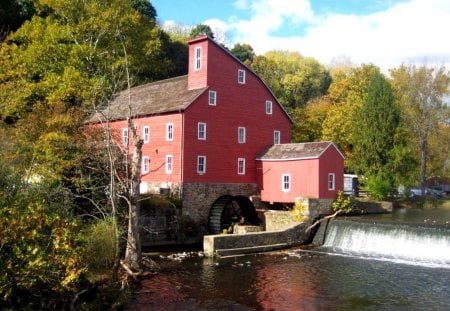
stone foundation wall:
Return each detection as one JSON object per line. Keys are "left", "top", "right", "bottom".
{"left": 295, "top": 197, "right": 334, "bottom": 220}
{"left": 181, "top": 182, "right": 258, "bottom": 227}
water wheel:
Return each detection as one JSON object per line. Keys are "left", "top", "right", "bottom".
{"left": 208, "top": 195, "right": 260, "bottom": 234}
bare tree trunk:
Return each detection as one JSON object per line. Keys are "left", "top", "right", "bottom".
{"left": 124, "top": 133, "right": 143, "bottom": 271}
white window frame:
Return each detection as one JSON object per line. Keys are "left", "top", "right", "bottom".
{"left": 194, "top": 46, "right": 201, "bottom": 70}
{"left": 197, "top": 155, "right": 206, "bottom": 174}
{"left": 282, "top": 174, "right": 291, "bottom": 192}
{"left": 142, "top": 156, "right": 150, "bottom": 174}
{"left": 238, "top": 69, "right": 246, "bottom": 84}
{"left": 208, "top": 90, "right": 217, "bottom": 106}
{"left": 122, "top": 128, "right": 128, "bottom": 145}
{"left": 143, "top": 126, "right": 150, "bottom": 144}
{"left": 328, "top": 173, "right": 335, "bottom": 190}
{"left": 198, "top": 122, "right": 206, "bottom": 140}
{"left": 238, "top": 126, "right": 246, "bottom": 144}
{"left": 166, "top": 123, "right": 173, "bottom": 141}
{"left": 266, "top": 100, "right": 273, "bottom": 115}
{"left": 238, "top": 158, "right": 246, "bottom": 175}
{"left": 166, "top": 155, "right": 173, "bottom": 174}
{"left": 274, "top": 130, "right": 281, "bottom": 144}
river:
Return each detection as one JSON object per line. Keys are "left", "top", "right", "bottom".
{"left": 127, "top": 208, "right": 450, "bottom": 310}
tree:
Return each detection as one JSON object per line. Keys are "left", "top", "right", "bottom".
{"left": 390, "top": 65, "right": 450, "bottom": 192}
{"left": 290, "top": 97, "right": 331, "bottom": 143}
{"left": 322, "top": 64, "right": 380, "bottom": 161}
{"left": 190, "top": 24, "right": 214, "bottom": 39}
{"left": 349, "top": 70, "right": 406, "bottom": 198}
{"left": 0, "top": 0, "right": 35, "bottom": 36}
{"left": 249, "top": 51, "right": 331, "bottom": 110}
{"left": 230, "top": 43, "right": 256, "bottom": 63}
{"left": 0, "top": 0, "right": 172, "bottom": 183}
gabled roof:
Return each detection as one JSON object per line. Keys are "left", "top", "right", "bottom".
{"left": 256, "top": 141, "right": 345, "bottom": 161}
{"left": 85, "top": 75, "right": 207, "bottom": 123}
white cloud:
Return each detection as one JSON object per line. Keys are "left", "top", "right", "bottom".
{"left": 206, "top": 0, "right": 450, "bottom": 72}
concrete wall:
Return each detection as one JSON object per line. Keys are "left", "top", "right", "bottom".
{"left": 204, "top": 222, "right": 310, "bottom": 257}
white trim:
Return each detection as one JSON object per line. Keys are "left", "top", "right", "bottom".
{"left": 266, "top": 100, "right": 273, "bottom": 115}
{"left": 198, "top": 122, "right": 206, "bottom": 140}
{"left": 208, "top": 90, "right": 217, "bottom": 106}
{"left": 197, "top": 155, "right": 206, "bottom": 174}
{"left": 142, "top": 156, "right": 150, "bottom": 174}
{"left": 194, "top": 46, "right": 201, "bottom": 70}
{"left": 238, "top": 126, "right": 246, "bottom": 143}
{"left": 238, "top": 69, "right": 246, "bottom": 84}
{"left": 122, "top": 128, "right": 128, "bottom": 145}
{"left": 143, "top": 126, "right": 150, "bottom": 144}
{"left": 328, "top": 173, "right": 335, "bottom": 190}
{"left": 282, "top": 174, "right": 291, "bottom": 192}
{"left": 166, "top": 155, "right": 173, "bottom": 174}
{"left": 274, "top": 130, "right": 280, "bottom": 144}
{"left": 166, "top": 123, "right": 174, "bottom": 141}
{"left": 238, "top": 158, "right": 245, "bottom": 175}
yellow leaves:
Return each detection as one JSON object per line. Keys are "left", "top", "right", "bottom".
{"left": 1, "top": 202, "right": 85, "bottom": 299}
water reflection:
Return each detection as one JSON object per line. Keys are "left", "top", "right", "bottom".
{"left": 127, "top": 251, "right": 450, "bottom": 310}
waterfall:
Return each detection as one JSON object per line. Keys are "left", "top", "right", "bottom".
{"left": 315, "top": 218, "right": 450, "bottom": 266}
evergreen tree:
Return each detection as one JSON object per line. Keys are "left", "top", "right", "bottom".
{"left": 350, "top": 70, "right": 404, "bottom": 196}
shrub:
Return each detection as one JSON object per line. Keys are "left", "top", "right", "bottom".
{"left": 365, "top": 174, "right": 391, "bottom": 200}
{"left": 0, "top": 203, "right": 85, "bottom": 309}
{"left": 82, "top": 217, "right": 119, "bottom": 272}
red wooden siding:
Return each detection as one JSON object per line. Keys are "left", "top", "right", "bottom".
{"left": 258, "top": 145, "right": 344, "bottom": 202}
{"left": 182, "top": 37, "right": 292, "bottom": 183}
{"left": 108, "top": 114, "right": 184, "bottom": 184}
{"left": 318, "top": 145, "right": 344, "bottom": 198}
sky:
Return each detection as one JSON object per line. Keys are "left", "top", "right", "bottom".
{"left": 151, "top": 0, "right": 450, "bottom": 73}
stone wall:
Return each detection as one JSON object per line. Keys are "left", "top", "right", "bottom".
{"left": 295, "top": 197, "right": 334, "bottom": 220}
{"left": 181, "top": 182, "right": 258, "bottom": 227}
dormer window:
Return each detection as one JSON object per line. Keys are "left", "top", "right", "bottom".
{"left": 238, "top": 69, "right": 246, "bottom": 84}
{"left": 194, "top": 46, "right": 202, "bottom": 70}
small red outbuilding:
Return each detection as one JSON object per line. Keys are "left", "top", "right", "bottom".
{"left": 256, "top": 141, "right": 345, "bottom": 203}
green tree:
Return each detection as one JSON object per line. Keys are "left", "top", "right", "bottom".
{"left": 0, "top": 0, "right": 172, "bottom": 183}
{"left": 291, "top": 97, "right": 331, "bottom": 143}
{"left": 249, "top": 51, "right": 331, "bottom": 109}
{"left": 390, "top": 65, "right": 450, "bottom": 192}
{"left": 349, "top": 70, "right": 406, "bottom": 198}
{"left": 230, "top": 43, "right": 256, "bottom": 63}
{"left": 322, "top": 64, "right": 380, "bottom": 160}
{"left": 190, "top": 24, "right": 214, "bottom": 39}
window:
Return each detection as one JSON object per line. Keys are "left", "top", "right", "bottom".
{"left": 143, "top": 126, "right": 150, "bottom": 144}
{"left": 122, "top": 128, "right": 128, "bottom": 145}
{"left": 274, "top": 130, "right": 280, "bottom": 144}
{"left": 198, "top": 122, "right": 206, "bottom": 140}
{"left": 282, "top": 174, "right": 291, "bottom": 192}
{"left": 238, "top": 158, "right": 246, "bottom": 175}
{"left": 194, "top": 46, "right": 201, "bottom": 70}
{"left": 328, "top": 173, "right": 335, "bottom": 190}
{"left": 238, "top": 127, "right": 246, "bottom": 143}
{"left": 266, "top": 100, "right": 273, "bottom": 114}
{"left": 197, "top": 156, "right": 206, "bottom": 174}
{"left": 166, "top": 123, "right": 173, "bottom": 141}
{"left": 238, "top": 69, "right": 246, "bottom": 84}
{"left": 142, "top": 156, "right": 150, "bottom": 174}
{"left": 166, "top": 155, "right": 173, "bottom": 174}
{"left": 209, "top": 90, "right": 217, "bottom": 106}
